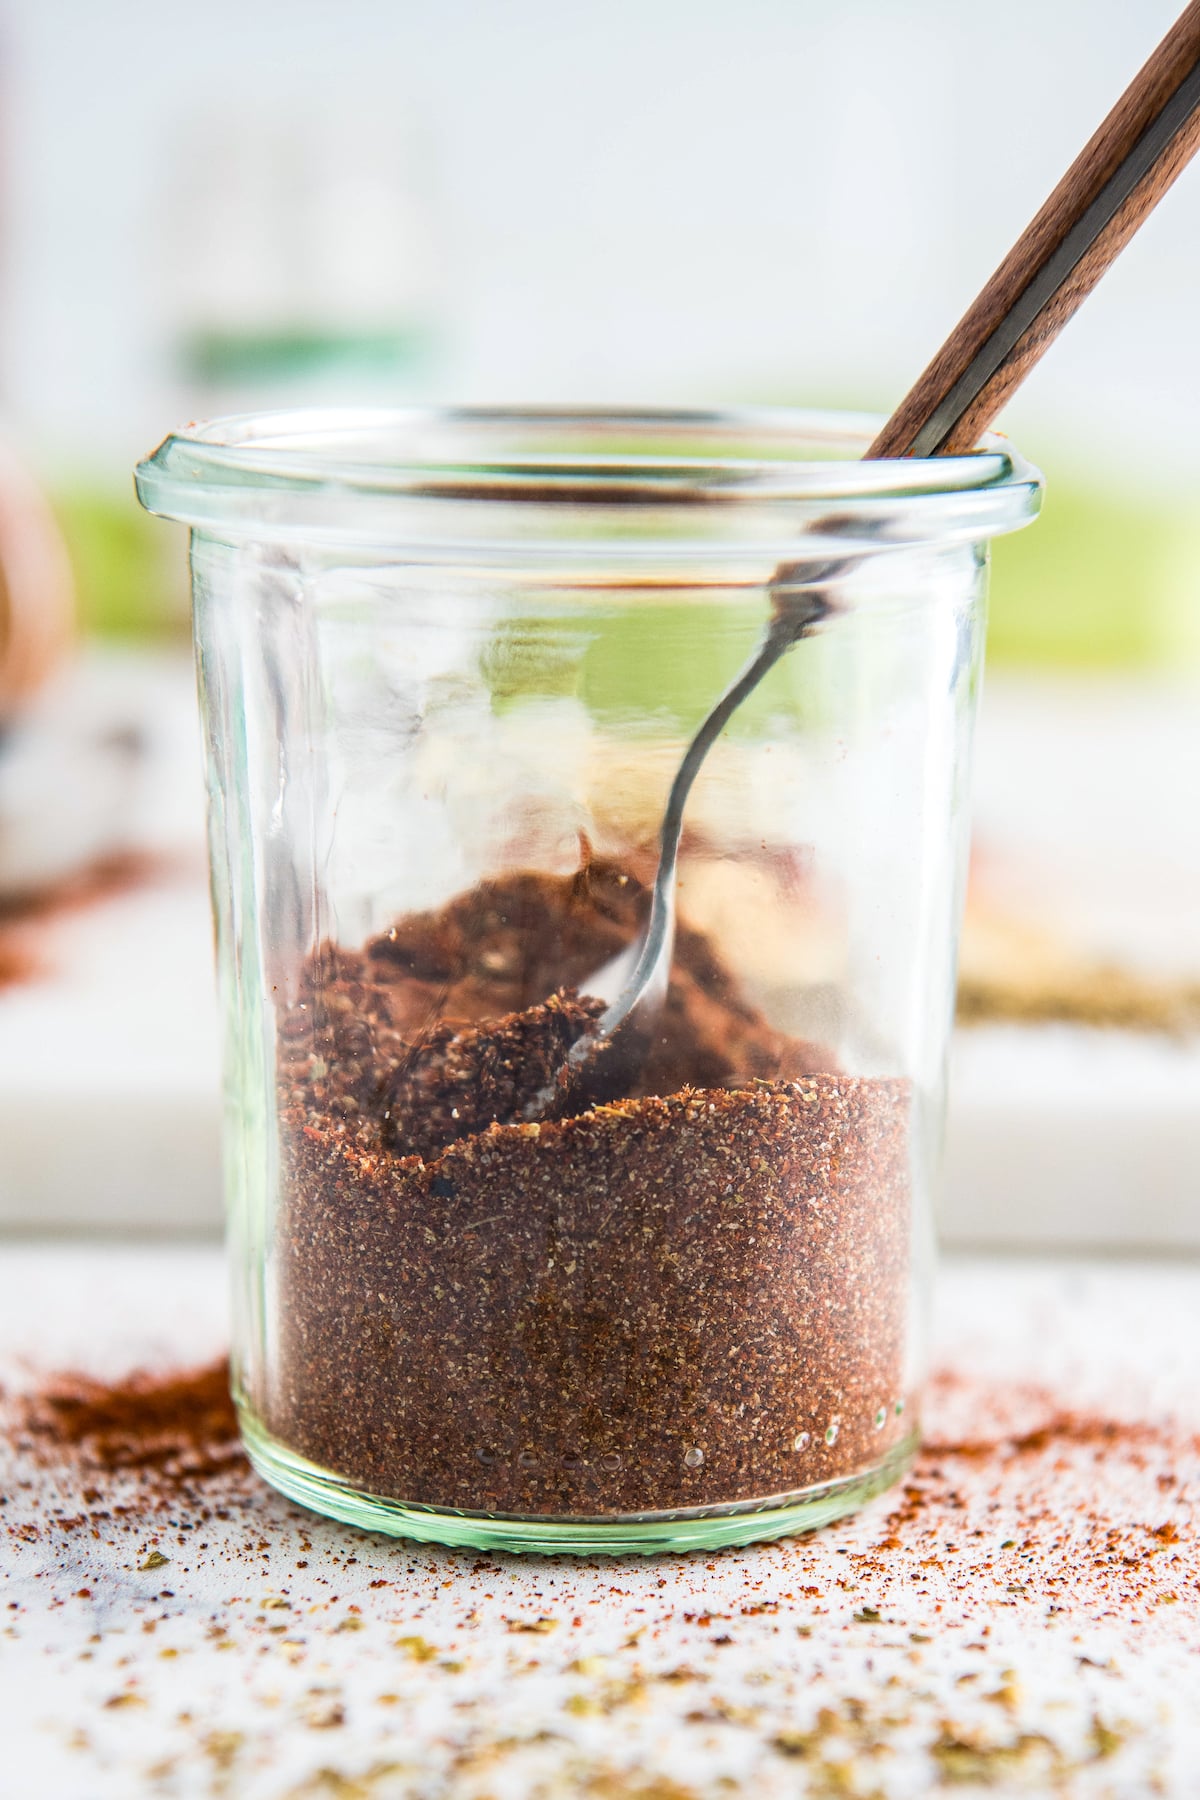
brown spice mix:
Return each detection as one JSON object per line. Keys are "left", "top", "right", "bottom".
{"left": 270, "top": 858, "right": 912, "bottom": 1517}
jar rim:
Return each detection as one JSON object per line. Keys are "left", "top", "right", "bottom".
{"left": 134, "top": 405, "right": 1042, "bottom": 549}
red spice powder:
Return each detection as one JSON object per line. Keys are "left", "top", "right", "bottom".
{"left": 0, "top": 936, "right": 41, "bottom": 988}
{"left": 924, "top": 1412, "right": 1170, "bottom": 1460}
{"left": 17, "top": 1358, "right": 241, "bottom": 1485}
{"left": 0, "top": 849, "right": 186, "bottom": 992}
{"left": 4, "top": 1352, "right": 1195, "bottom": 1637}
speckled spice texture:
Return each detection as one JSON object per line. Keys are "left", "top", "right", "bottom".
{"left": 2, "top": 1249, "right": 1199, "bottom": 1799}
{"left": 274, "top": 1078, "right": 911, "bottom": 1514}
{"left": 267, "top": 864, "right": 911, "bottom": 1516}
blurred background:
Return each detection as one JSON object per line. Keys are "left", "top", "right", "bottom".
{"left": 0, "top": 0, "right": 1197, "bottom": 1241}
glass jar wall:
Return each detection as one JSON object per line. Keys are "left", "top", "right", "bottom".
{"left": 136, "top": 409, "right": 1040, "bottom": 1552}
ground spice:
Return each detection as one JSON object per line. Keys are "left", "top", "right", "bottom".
{"left": 381, "top": 990, "right": 607, "bottom": 1157}
{"left": 957, "top": 881, "right": 1200, "bottom": 1033}
{"left": 4, "top": 1333, "right": 1190, "bottom": 1797}
{"left": 18, "top": 1359, "right": 241, "bottom": 1485}
{"left": 269, "top": 857, "right": 912, "bottom": 1518}
{"left": 0, "top": 849, "right": 181, "bottom": 992}
{"left": 956, "top": 955, "right": 1200, "bottom": 1034}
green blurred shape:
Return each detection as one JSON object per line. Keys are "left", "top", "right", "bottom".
{"left": 54, "top": 454, "right": 1200, "bottom": 677}
{"left": 486, "top": 602, "right": 779, "bottom": 737}
{"left": 987, "top": 479, "right": 1200, "bottom": 669}
{"left": 182, "top": 326, "right": 434, "bottom": 389}
{"left": 578, "top": 602, "right": 758, "bottom": 731}
{"left": 53, "top": 484, "right": 189, "bottom": 638}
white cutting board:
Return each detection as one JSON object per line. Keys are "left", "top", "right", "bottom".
{"left": 1, "top": 655, "right": 1196, "bottom": 1245}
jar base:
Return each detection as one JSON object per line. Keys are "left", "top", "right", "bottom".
{"left": 237, "top": 1404, "right": 918, "bottom": 1555}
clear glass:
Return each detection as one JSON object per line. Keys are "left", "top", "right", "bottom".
{"left": 136, "top": 407, "right": 1040, "bottom": 1553}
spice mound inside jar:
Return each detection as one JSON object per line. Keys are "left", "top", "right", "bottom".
{"left": 274, "top": 856, "right": 912, "bottom": 1518}
{"left": 381, "top": 988, "right": 607, "bottom": 1157}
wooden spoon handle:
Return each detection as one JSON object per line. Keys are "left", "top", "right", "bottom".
{"left": 869, "top": 0, "right": 1200, "bottom": 459}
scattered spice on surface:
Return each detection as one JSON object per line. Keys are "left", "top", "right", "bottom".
{"left": 956, "top": 960, "right": 1200, "bottom": 1033}
{"left": 0, "top": 935, "right": 41, "bottom": 989}
{"left": 957, "top": 890, "right": 1200, "bottom": 1033}
{"left": 0, "top": 849, "right": 184, "bottom": 992}
{"left": 1, "top": 1311, "right": 1195, "bottom": 1797}
{"left": 17, "top": 1358, "right": 241, "bottom": 1487}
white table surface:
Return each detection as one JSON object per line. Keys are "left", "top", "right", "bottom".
{"left": 2, "top": 1245, "right": 1198, "bottom": 1798}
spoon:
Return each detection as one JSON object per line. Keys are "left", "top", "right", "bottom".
{"left": 523, "top": 572, "right": 836, "bottom": 1119}
{"left": 532, "top": 0, "right": 1200, "bottom": 1116}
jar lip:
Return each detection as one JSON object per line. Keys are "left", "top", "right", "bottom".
{"left": 134, "top": 404, "right": 1042, "bottom": 546}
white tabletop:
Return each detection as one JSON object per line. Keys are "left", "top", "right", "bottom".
{"left": 2, "top": 1244, "right": 1197, "bottom": 1798}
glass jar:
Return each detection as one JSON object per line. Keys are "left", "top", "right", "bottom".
{"left": 135, "top": 408, "right": 1040, "bottom": 1553}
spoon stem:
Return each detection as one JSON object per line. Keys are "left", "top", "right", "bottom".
{"left": 563, "top": 2, "right": 1200, "bottom": 1099}
{"left": 600, "top": 589, "right": 829, "bottom": 1039}
{"left": 870, "top": 0, "right": 1200, "bottom": 458}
